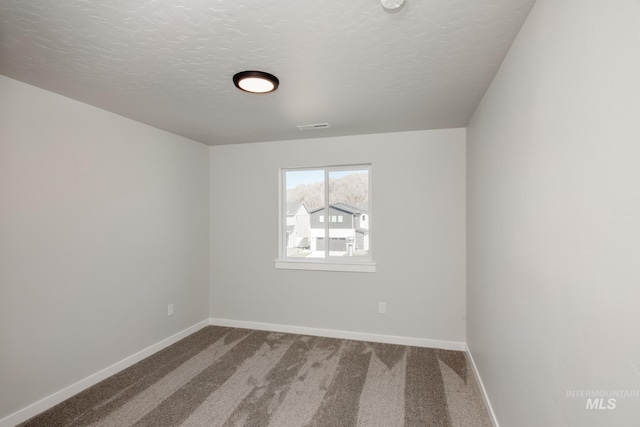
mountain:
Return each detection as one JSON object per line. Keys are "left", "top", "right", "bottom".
{"left": 287, "top": 173, "right": 368, "bottom": 212}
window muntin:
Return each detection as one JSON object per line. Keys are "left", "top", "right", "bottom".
{"left": 282, "top": 165, "right": 371, "bottom": 262}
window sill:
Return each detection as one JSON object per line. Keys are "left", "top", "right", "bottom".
{"left": 274, "top": 259, "right": 376, "bottom": 273}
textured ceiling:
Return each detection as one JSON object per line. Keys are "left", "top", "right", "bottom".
{"left": 0, "top": 0, "right": 536, "bottom": 146}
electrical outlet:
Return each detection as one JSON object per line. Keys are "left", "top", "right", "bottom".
{"left": 168, "top": 303, "right": 174, "bottom": 316}
{"left": 379, "top": 302, "right": 386, "bottom": 314}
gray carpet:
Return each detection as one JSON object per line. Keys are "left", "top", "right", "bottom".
{"left": 19, "top": 326, "right": 492, "bottom": 426}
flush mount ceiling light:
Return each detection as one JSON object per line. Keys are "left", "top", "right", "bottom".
{"left": 233, "top": 70, "right": 279, "bottom": 94}
{"left": 381, "top": 0, "right": 405, "bottom": 10}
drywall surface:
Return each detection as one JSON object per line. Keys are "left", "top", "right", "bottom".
{"left": 209, "top": 129, "right": 466, "bottom": 344}
{"left": 467, "top": 0, "right": 640, "bottom": 425}
{"left": 0, "top": 76, "right": 209, "bottom": 419}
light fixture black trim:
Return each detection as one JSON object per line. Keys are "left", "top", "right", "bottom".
{"left": 233, "top": 70, "right": 279, "bottom": 94}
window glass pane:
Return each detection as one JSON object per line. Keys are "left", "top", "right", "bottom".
{"left": 328, "top": 169, "right": 370, "bottom": 257}
{"left": 285, "top": 170, "right": 324, "bottom": 258}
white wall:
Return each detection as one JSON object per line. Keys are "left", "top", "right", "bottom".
{"left": 0, "top": 76, "right": 210, "bottom": 420}
{"left": 467, "top": 1, "right": 640, "bottom": 426}
{"left": 209, "top": 129, "right": 466, "bottom": 344}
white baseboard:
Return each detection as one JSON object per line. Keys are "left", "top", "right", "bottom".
{"left": 0, "top": 320, "right": 209, "bottom": 427}
{"left": 209, "top": 318, "right": 466, "bottom": 351}
{"left": 466, "top": 344, "right": 500, "bottom": 427}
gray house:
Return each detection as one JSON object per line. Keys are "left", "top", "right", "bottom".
{"left": 308, "top": 203, "right": 369, "bottom": 254}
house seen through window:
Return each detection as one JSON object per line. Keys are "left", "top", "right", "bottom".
{"left": 282, "top": 165, "right": 371, "bottom": 261}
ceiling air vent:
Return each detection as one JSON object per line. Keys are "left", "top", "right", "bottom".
{"left": 296, "top": 123, "right": 330, "bottom": 131}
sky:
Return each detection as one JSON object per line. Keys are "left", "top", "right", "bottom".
{"left": 285, "top": 170, "right": 324, "bottom": 189}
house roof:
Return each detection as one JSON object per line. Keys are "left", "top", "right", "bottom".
{"left": 309, "top": 203, "right": 368, "bottom": 215}
{"left": 286, "top": 202, "right": 309, "bottom": 216}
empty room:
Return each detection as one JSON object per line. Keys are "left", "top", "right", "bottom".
{"left": 1, "top": 0, "right": 638, "bottom": 426}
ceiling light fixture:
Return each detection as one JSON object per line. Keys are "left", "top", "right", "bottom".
{"left": 233, "top": 70, "right": 279, "bottom": 94}
{"left": 381, "top": 0, "right": 405, "bottom": 10}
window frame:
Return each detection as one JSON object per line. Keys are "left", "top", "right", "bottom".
{"left": 275, "top": 164, "right": 376, "bottom": 273}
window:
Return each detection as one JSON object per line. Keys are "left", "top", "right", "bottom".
{"left": 277, "top": 165, "right": 374, "bottom": 272}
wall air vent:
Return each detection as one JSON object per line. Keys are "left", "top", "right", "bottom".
{"left": 296, "top": 123, "right": 330, "bottom": 131}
